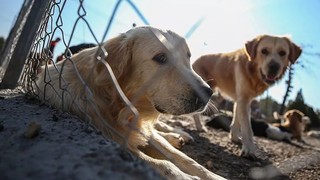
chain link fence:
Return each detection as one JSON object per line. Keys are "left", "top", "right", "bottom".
{"left": 18, "top": 0, "right": 139, "bottom": 149}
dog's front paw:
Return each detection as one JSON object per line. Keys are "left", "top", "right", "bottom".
{"left": 175, "top": 135, "right": 186, "bottom": 149}
{"left": 175, "top": 129, "right": 194, "bottom": 143}
{"left": 241, "top": 145, "right": 268, "bottom": 160}
{"left": 229, "top": 132, "right": 242, "bottom": 145}
{"left": 165, "top": 132, "right": 186, "bottom": 149}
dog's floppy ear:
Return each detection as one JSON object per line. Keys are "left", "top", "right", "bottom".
{"left": 244, "top": 36, "right": 262, "bottom": 61}
{"left": 284, "top": 110, "right": 293, "bottom": 119}
{"left": 284, "top": 37, "right": 302, "bottom": 64}
{"left": 95, "top": 33, "right": 133, "bottom": 84}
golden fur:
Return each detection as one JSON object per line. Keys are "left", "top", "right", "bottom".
{"left": 36, "top": 26, "right": 224, "bottom": 180}
{"left": 192, "top": 35, "right": 302, "bottom": 158}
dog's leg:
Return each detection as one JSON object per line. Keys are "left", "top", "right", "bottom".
{"left": 236, "top": 99, "right": 256, "bottom": 155}
{"left": 229, "top": 102, "right": 241, "bottom": 144}
{"left": 155, "top": 121, "right": 194, "bottom": 143}
{"left": 236, "top": 99, "right": 267, "bottom": 159}
{"left": 148, "top": 131, "right": 225, "bottom": 180}
{"left": 194, "top": 114, "right": 208, "bottom": 132}
{"left": 133, "top": 148, "right": 200, "bottom": 180}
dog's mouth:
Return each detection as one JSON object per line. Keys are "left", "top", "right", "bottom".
{"left": 153, "top": 86, "right": 211, "bottom": 115}
{"left": 154, "top": 104, "right": 167, "bottom": 114}
{"left": 193, "top": 97, "right": 208, "bottom": 113}
{"left": 154, "top": 97, "right": 208, "bottom": 116}
{"left": 260, "top": 69, "right": 278, "bottom": 85}
{"left": 154, "top": 104, "right": 187, "bottom": 115}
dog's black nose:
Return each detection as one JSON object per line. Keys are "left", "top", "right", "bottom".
{"left": 268, "top": 60, "right": 280, "bottom": 76}
{"left": 195, "top": 86, "right": 213, "bottom": 105}
{"left": 203, "top": 86, "right": 213, "bottom": 99}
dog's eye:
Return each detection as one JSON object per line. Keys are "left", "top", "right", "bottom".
{"left": 278, "top": 50, "right": 286, "bottom": 57}
{"left": 153, "top": 53, "right": 167, "bottom": 64}
{"left": 261, "top": 48, "right": 269, "bottom": 55}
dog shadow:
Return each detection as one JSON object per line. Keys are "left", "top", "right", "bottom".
{"left": 180, "top": 127, "right": 290, "bottom": 180}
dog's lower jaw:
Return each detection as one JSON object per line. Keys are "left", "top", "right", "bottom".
{"left": 154, "top": 103, "right": 208, "bottom": 116}
{"left": 154, "top": 104, "right": 166, "bottom": 114}
{"left": 259, "top": 69, "right": 278, "bottom": 85}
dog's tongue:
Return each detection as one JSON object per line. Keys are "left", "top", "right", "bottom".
{"left": 266, "top": 74, "right": 277, "bottom": 81}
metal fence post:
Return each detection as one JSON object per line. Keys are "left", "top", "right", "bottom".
{"left": 0, "top": 0, "right": 50, "bottom": 89}
{"left": 0, "top": 0, "right": 32, "bottom": 67}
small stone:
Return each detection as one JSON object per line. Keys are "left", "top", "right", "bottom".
{"left": 206, "top": 160, "right": 214, "bottom": 169}
{"left": 24, "top": 121, "right": 41, "bottom": 138}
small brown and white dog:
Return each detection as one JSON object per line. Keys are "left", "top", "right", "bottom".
{"left": 207, "top": 109, "right": 310, "bottom": 143}
{"left": 192, "top": 35, "right": 302, "bottom": 159}
{"left": 273, "top": 109, "right": 310, "bottom": 142}
{"left": 35, "top": 26, "right": 224, "bottom": 180}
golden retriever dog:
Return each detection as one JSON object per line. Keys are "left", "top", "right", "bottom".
{"left": 192, "top": 35, "right": 302, "bottom": 159}
{"left": 273, "top": 109, "right": 310, "bottom": 142}
{"left": 35, "top": 26, "right": 225, "bottom": 180}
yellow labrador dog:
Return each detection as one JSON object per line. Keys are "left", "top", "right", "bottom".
{"left": 192, "top": 35, "right": 302, "bottom": 159}
{"left": 36, "top": 26, "right": 224, "bottom": 180}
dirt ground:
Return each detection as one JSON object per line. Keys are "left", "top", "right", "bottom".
{"left": 160, "top": 115, "right": 320, "bottom": 180}
{"left": 1, "top": 87, "right": 320, "bottom": 180}
{"left": 0, "top": 88, "right": 162, "bottom": 180}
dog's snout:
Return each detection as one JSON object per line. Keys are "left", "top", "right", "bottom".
{"left": 203, "top": 86, "right": 213, "bottom": 99}
{"left": 268, "top": 60, "right": 280, "bottom": 75}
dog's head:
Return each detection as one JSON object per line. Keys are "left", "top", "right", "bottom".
{"left": 99, "top": 26, "right": 212, "bottom": 116}
{"left": 283, "top": 109, "right": 309, "bottom": 140}
{"left": 245, "top": 35, "right": 302, "bottom": 85}
{"left": 284, "top": 109, "right": 309, "bottom": 126}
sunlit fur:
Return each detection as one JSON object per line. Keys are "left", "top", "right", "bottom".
{"left": 36, "top": 26, "right": 224, "bottom": 180}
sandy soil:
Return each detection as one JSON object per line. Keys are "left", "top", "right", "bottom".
{"left": 1, "top": 87, "right": 320, "bottom": 180}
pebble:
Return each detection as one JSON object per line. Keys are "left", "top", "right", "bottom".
{"left": 24, "top": 121, "right": 41, "bottom": 138}
{"left": 206, "top": 160, "right": 214, "bottom": 169}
